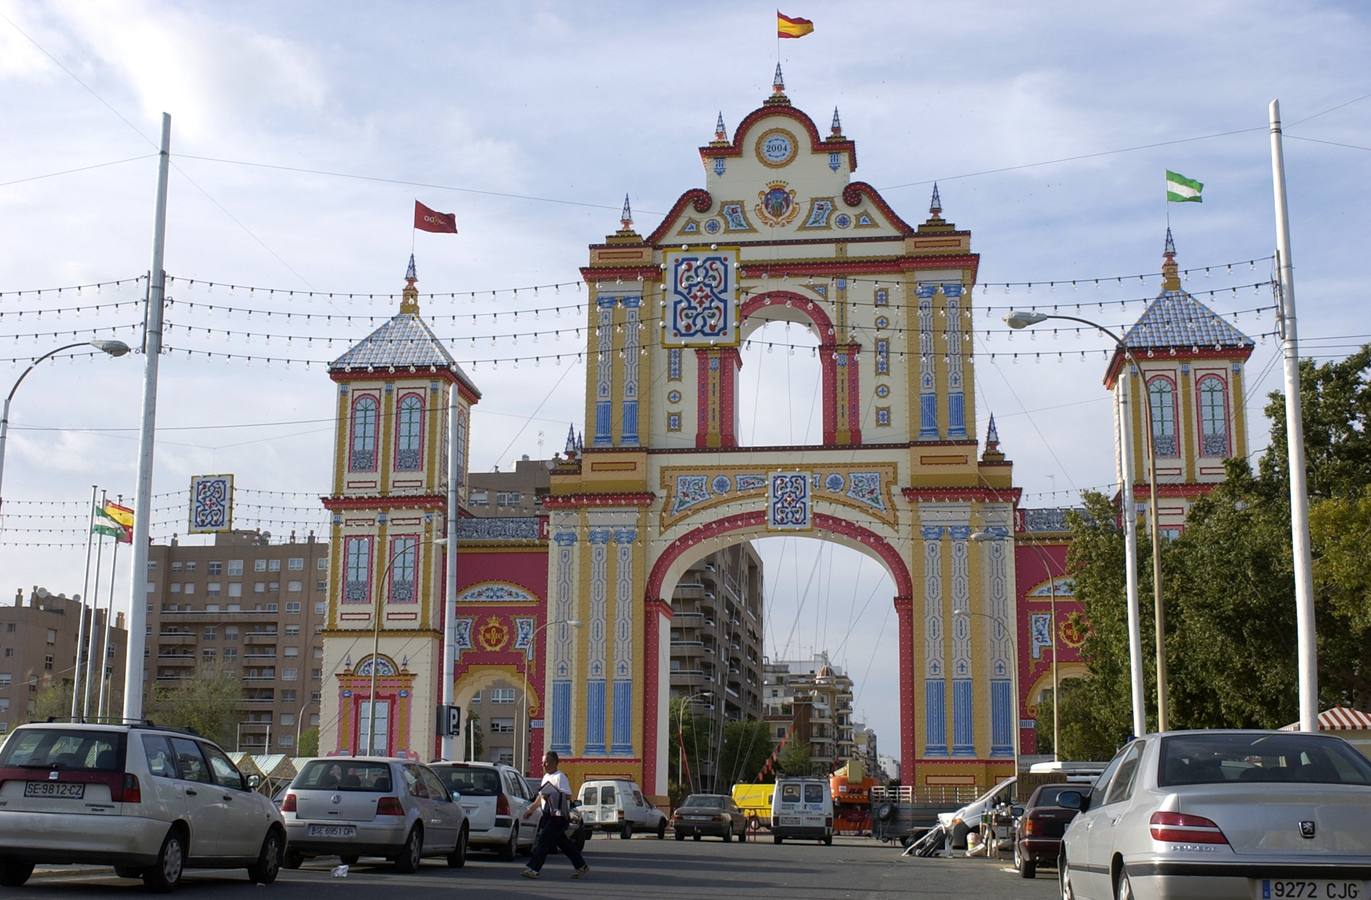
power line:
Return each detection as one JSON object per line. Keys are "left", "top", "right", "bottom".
{"left": 0, "top": 155, "right": 157, "bottom": 189}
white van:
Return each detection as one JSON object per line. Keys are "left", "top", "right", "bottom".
{"left": 770, "top": 777, "right": 833, "bottom": 845}
{"left": 578, "top": 779, "right": 667, "bottom": 840}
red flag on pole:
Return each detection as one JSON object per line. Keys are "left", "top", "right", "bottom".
{"left": 414, "top": 200, "right": 458, "bottom": 234}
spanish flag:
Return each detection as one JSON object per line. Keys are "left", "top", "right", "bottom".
{"left": 777, "top": 11, "right": 814, "bottom": 38}
{"left": 100, "top": 501, "right": 134, "bottom": 544}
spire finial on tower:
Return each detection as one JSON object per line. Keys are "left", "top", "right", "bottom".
{"left": 929, "top": 182, "right": 943, "bottom": 219}
{"left": 773, "top": 62, "right": 785, "bottom": 94}
{"left": 1161, "top": 227, "right": 1181, "bottom": 291}
{"left": 620, "top": 193, "right": 633, "bottom": 231}
{"left": 564, "top": 423, "right": 576, "bottom": 455}
{"left": 400, "top": 253, "right": 420, "bottom": 315}
{"left": 715, "top": 111, "right": 727, "bottom": 142}
{"left": 986, "top": 413, "right": 1000, "bottom": 449}
{"left": 830, "top": 106, "right": 842, "bottom": 136}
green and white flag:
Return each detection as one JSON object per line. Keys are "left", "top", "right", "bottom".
{"left": 91, "top": 507, "right": 123, "bottom": 540}
{"left": 1166, "top": 170, "right": 1203, "bottom": 203}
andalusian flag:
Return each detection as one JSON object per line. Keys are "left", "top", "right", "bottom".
{"left": 777, "top": 11, "right": 814, "bottom": 38}
{"left": 93, "top": 502, "right": 134, "bottom": 543}
{"left": 1165, "top": 170, "right": 1204, "bottom": 203}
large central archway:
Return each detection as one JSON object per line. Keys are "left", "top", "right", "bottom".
{"left": 541, "top": 85, "right": 1017, "bottom": 801}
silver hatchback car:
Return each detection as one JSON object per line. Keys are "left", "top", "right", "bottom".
{"left": 1058, "top": 730, "right": 1371, "bottom": 900}
{"left": 280, "top": 758, "right": 468, "bottom": 872}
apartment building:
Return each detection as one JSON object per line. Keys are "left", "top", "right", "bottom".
{"left": 763, "top": 653, "right": 856, "bottom": 775}
{"left": 0, "top": 587, "right": 127, "bottom": 734}
{"left": 145, "top": 530, "right": 329, "bottom": 753}
{"left": 465, "top": 455, "right": 551, "bottom": 516}
{"left": 465, "top": 681, "right": 520, "bottom": 766}
{"left": 668, "top": 543, "right": 764, "bottom": 789}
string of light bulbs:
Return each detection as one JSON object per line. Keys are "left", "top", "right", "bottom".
{"left": 0, "top": 275, "right": 146, "bottom": 300}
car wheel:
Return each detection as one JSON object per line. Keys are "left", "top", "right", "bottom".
{"left": 657, "top": 820, "right": 667, "bottom": 840}
{"left": 0, "top": 860, "right": 34, "bottom": 888}
{"left": 723, "top": 828, "right": 732, "bottom": 843}
{"left": 447, "top": 825, "right": 468, "bottom": 869}
{"left": 393, "top": 826, "right": 423, "bottom": 873}
{"left": 620, "top": 822, "right": 633, "bottom": 840}
{"left": 675, "top": 830, "right": 685, "bottom": 841}
{"left": 499, "top": 824, "right": 518, "bottom": 861}
{"left": 1015, "top": 842, "right": 1036, "bottom": 879}
{"left": 283, "top": 850, "right": 304, "bottom": 870}
{"left": 339, "top": 854, "right": 359, "bottom": 866}
{"left": 1060, "top": 856, "right": 1076, "bottom": 900}
{"left": 1115, "top": 869, "right": 1134, "bottom": 900}
{"left": 248, "top": 828, "right": 283, "bottom": 885}
{"left": 143, "top": 828, "right": 186, "bottom": 893}
{"left": 773, "top": 835, "right": 783, "bottom": 845}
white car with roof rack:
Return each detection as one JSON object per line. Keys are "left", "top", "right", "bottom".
{"left": 429, "top": 761, "right": 538, "bottom": 859}
{"left": 0, "top": 718, "right": 285, "bottom": 891}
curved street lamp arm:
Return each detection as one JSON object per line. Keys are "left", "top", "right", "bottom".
{"left": 5, "top": 342, "right": 93, "bottom": 408}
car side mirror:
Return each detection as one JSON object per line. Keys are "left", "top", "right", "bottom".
{"left": 570, "top": 799, "right": 581, "bottom": 809}
{"left": 246, "top": 774, "right": 262, "bottom": 791}
{"left": 1011, "top": 805, "right": 1025, "bottom": 818}
{"left": 450, "top": 791, "right": 461, "bottom": 803}
{"left": 1057, "top": 790, "right": 1085, "bottom": 811}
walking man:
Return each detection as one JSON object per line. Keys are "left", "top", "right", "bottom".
{"left": 520, "top": 750, "right": 589, "bottom": 879}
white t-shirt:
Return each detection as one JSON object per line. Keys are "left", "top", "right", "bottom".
{"left": 539, "top": 771, "right": 572, "bottom": 818}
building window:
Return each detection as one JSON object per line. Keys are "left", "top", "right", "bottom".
{"left": 388, "top": 536, "right": 418, "bottom": 603}
{"left": 0, "top": 673, "right": 9, "bottom": 686}
{"left": 223, "top": 648, "right": 238, "bottom": 660}
{"left": 207, "top": 583, "right": 221, "bottom": 596}
{"left": 185, "top": 561, "right": 197, "bottom": 572}
{"left": 315, "top": 580, "right": 327, "bottom": 592}
{"left": 490, "top": 718, "right": 515, "bottom": 734}
{"left": 280, "top": 713, "right": 296, "bottom": 726}
{"left": 314, "top": 601, "right": 327, "bottom": 615}
{"left": 44, "top": 655, "right": 53, "bottom": 671}
{"left": 285, "top": 625, "right": 301, "bottom": 637}
{"left": 170, "top": 583, "right": 182, "bottom": 594}
{"left": 228, "top": 560, "right": 244, "bottom": 576}
{"left": 284, "top": 647, "right": 299, "bottom": 658}
{"left": 1147, "top": 376, "right": 1179, "bottom": 457}
{"left": 254, "top": 583, "right": 266, "bottom": 594}
{"left": 285, "top": 601, "right": 301, "bottom": 614}
{"left": 171, "top": 561, "right": 183, "bottom": 573}
{"left": 201, "top": 648, "right": 216, "bottom": 660}
{"left": 316, "top": 557, "right": 327, "bottom": 571}
{"left": 208, "top": 561, "right": 223, "bottom": 576}
{"left": 224, "top": 627, "right": 239, "bottom": 641}
{"left": 311, "top": 668, "right": 321, "bottom": 681}
{"left": 182, "top": 584, "right": 194, "bottom": 595}
{"left": 203, "top": 626, "right": 216, "bottom": 640}
{"left": 395, "top": 393, "right": 424, "bottom": 470}
{"left": 491, "top": 688, "right": 516, "bottom": 704}
{"left": 1197, "top": 375, "right": 1229, "bottom": 457}
{"left": 470, "top": 692, "right": 481, "bottom": 703}
{"left": 288, "top": 558, "right": 304, "bottom": 571}
{"left": 282, "top": 668, "right": 298, "bottom": 681}
{"left": 350, "top": 395, "right": 379, "bottom": 471}
{"left": 496, "top": 491, "right": 521, "bottom": 507}
{"left": 309, "top": 713, "right": 320, "bottom": 726}
{"left": 468, "top": 489, "right": 489, "bottom": 507}
{"left": 228, "top": 583, "right": 243, "bottom": 598}
{"left": 269, "top": 560, "right": 281, "bottom": 573}
{"left": 343, "top": 536, "right": 373, "bottom": 604}
{"left": 287, "top": 581, "right": 302, "bottom": 593}
{"left": 254, "top": 560, "right": 267, "bottom": 573}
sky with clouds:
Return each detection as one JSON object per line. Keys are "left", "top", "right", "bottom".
{"left": 2, "top": 0, "right": 1367, "bottom": 748}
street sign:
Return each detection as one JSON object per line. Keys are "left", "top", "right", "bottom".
{"left": 438, "top": 704, "right": 461, "bottom": 737}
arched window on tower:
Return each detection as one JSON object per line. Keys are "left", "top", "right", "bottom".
{"left": 350, "top": 395, "right": 378, "bottom": 471}
{"left": 388, "top": 535, "right": 417, "bottom": 602}
{"left": 395, "top": 393, "right": 424, "bottom": 470}
{"left": 1197, "top": 375, "right": 1229, "bottom": 457}
{"left": 343, "top": 536, "right": 372, "bottom": 603}
{"left": 1147, "top": 377, "right": 1178, "bottom": 457}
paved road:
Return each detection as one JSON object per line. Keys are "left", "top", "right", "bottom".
{"left": 16, "top": 835, "right": 1060, "bottom": 899}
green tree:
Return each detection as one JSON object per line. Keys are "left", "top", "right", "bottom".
{"left": 28, "top": 681, "right": 72, "bottom": 724}
{"left": 715, "top": 719, "right": 774, "bottom": 789}
{"left": 667, "top": 698, "right": 710, "bottom": 805}
{"left": 777, "top": 739, "right": 812, "bottom": 777}
{"left": 297, "top": 726, "right": 319, "bottom": 757}
{"left": 144, "top": 660, "right": 244, "bottom": 748}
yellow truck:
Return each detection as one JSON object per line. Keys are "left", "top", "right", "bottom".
{"left": 731, "top": 784, "right": 775, "bottom": 831}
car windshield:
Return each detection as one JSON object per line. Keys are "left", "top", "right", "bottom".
{"left": 0, "top": 728, "right": 124, "bottom": 772}
{"left": 1031, "top": 784, "right": 1078, "bottom": 808}
{"left": 681, "top": 795, "right": 726, "bottom": 807}
{"left": 437, "top": 766, "right": 500, "bottom": 797}
{"left": 1159, "top": 733, "right": 1371, "bottom": 787}
{"left": 804, "top": 784, "right": 824, "bottom": 803}
{"left": 295, "top": 760, "right": 393, "bottom": 792}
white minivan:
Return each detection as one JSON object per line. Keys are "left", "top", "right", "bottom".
{"left": 578, "top": 779, "right": 667, "bottom": 839}
{"left": 770, "top": 776, "right": 833, "bottom": 845}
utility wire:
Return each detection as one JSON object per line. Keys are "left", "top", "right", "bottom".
{"left": 0, "top": 155, "right": 157, "bottom": 189}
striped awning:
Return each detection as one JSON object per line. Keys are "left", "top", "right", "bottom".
{"left": 1281, "top": 707, "right": 1371, "bottom": 732}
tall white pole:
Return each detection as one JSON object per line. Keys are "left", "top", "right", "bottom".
{"left": 1269, "top": 99, "right": 1319, "bottom": 732}
{"left": 442, "top": 386, "right": 460, "bottom": 760}
{"left": 122, "top": 113, "right": 171, "bottom": 722}
{"left": 83, "top": 495, "right": 107, "bottom": 719}
{"left": 1117, "top": 368, "right": 1147, "bottom": 738}
{"left": 70, "top": 485, "right": 99, "bottom": 718}
{"left": 97, "top": 536, "right": 120, "bottom": 718}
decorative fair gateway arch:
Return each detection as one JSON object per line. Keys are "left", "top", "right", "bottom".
{"left": 542, "top": 80, "right": 1019, "bottom": 799}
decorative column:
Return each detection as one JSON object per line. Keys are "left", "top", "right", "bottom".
{"left": 922, "top": 525, "right": 947, "bottom": 756}
{"left": 949, "top": 525, "right": 974, "bottom": 756}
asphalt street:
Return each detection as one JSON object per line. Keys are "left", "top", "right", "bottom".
{"left": 14, "top": 834, "right": 1058, "bottom": 900}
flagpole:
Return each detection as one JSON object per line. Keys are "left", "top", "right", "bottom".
{"left": 98, "top": 501, "right": 122, "bottom": 719}
{"left": 83, "top": 489, "right": 108, "bottom": 720}
{"left": 123, "top": 112, "right": 171, "bottom": 723}
{"left": 70, "top": 484, "right": 99, "bottom": 718}
{"left": 1269, "top": 98, "right": 1318, "bottom": 732}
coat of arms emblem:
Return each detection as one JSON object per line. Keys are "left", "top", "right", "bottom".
{"left": 755, "top": 181, "right": 799, "bottom": 227}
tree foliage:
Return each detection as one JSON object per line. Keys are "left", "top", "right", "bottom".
{"left": 297, "top": 726, "right": 319, "bottom": 757}
{"left": 1058, "top": 349, "right": 1371, "bottom": 759}
{"left": 715, "top": 719, "right": 774, "bottom": 789}
{"left": 144, "top": 660, "right": 244, "bottom": 748}
{"left": 777, "top": 738, "right": 812, "bottom": 777}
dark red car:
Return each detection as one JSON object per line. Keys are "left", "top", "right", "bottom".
{"left": 1012, "top": 783, "right": 1080, "bottom": 878}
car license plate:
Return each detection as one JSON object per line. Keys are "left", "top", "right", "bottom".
{"left": 307, "top": 824, "right": 356, "bottom": 838}
{"left": 24, "top": 781, "right": 85, "bottom": 799}
{"left": 1256, "top": 879, "right": 1364, "bottom": 899}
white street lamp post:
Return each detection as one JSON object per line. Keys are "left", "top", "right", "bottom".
{"left": 0, "top": 340, "right": 130, "bottom": 512}
{"left": 518, "top": 618, "right": 582, "bottom": 773}
{"left": 364, "top": 536, "right": 446, "bottom": 756}
{"left": 675, "top": 690, "right": 712, "bottom": 794}
{"left": 1006, "top": 311, "right": 1159, "bottom": 738}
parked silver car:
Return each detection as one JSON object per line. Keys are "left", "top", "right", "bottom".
{"left": 0, "top": 721, "right": 285, "bottom": 891}
{"left": 430, "top": 761, "right": 539, "bottom": 860}
{"left": 280, "top": 757, "right": 468, "bottom": 872}
{"left": 1058, "top": 730, "right": 1371, "bottom": 900}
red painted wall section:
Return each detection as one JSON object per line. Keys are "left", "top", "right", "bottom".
{"left": 1013, "top": 537, "right": 1084, "bottom": 756}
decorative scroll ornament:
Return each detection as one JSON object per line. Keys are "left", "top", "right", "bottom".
{"left": 662, "top": 248, "right": 739, "bottom": 347}
{"left": 767, "top": 471, "right": 811, "bottom": 531}
{"left": 188, "top": 474, "right": 234, "bottom": 533}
